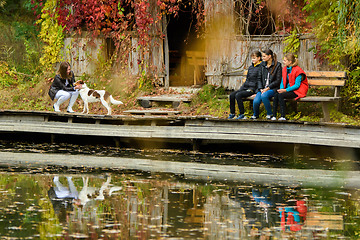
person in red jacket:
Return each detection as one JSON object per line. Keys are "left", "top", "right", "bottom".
{"left": 271, "top": 53, "right": 308, "bottom": 120}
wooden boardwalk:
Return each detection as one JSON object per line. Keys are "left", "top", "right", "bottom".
{"left": 1, "top": 110, "right": 360, "bottom": 151}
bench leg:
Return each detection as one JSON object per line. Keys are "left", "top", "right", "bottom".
{"left": 290, "top": 102, "right": 298, "bottom": 112}
{"left": 321, "top": 102, "right": 330, "bottom": 122}
{"left": 336, "top": 99, "right": 341, "bottom": 111}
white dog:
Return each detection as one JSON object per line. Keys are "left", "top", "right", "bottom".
{"left": 75, "top": 80, "right": 123, "bottom": 115}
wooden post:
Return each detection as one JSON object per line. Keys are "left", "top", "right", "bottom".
{"left": 294, "top": 143, "right": 300, "bottom": 162}
{"left": 113, "top": 137, "right": 120, "bottom": 148}
{"left": 163, "top": 185, "right": 168, "bottom": 234}
{"left": 50, "top": 134, "right": 55, "bottom": 144}
{"left": 163, "top": 16, "right": 169, "bottom": 90}
{"left": 192, "top": 53, "right": 200, "bottom": 86}
{"left": 335, "top": 86, "right": 341, "bottom": 111}
{"left": 192, "top": 139, "right": 201, "bottom": 151}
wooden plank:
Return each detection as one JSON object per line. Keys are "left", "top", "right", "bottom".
{"left": 123, "top": 109, "right": 181, "bottom": 116}
{"left": 137, "top": 94, "right": 192, "bottom": 102}
{"left": 305, "top": 71, "right": 346, "bottom": 78}
{"left": 307, "top": 79, "right": 346, "bottom": 86}
{"left": 292, "top": 97, "right": 341, "bottom": 102}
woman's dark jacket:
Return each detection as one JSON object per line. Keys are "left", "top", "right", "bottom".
{"left": 48, "top": 71, "right": 76, "bottom": 100}
{"left": 239, "top": 63, "right": 261, "bottom": 92}
{"left": 256, "top": 61, "right": 282, "bottom": 93}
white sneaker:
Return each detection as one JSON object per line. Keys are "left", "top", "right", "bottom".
{"left": 271, "top": 117, "right": 277, "bottom": 120}
{"left": 278, "top": 117, "right": 286, "bottom": 121}
{"left": 250, "top": 115, "right": 258, "bottom": 119}
{"left": 266, "top": 115, "right": 272, "bottom": 120}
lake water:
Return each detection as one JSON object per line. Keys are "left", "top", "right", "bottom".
{"left": 0, "top": 140, "right": 359, "bottom": 239}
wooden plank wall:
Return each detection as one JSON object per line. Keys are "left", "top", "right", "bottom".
{"left": 63, "top": 36, "right": 107, "bottom": 76}
{"left": 62, "top": 1, "right": 165, "bottom": 83}
{"left": 205, "top": 35, "right": 335, "bottom": 90}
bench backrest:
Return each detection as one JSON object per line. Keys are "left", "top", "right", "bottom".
{"left": 305, "top": 71, "right": 346, "bottom": 87}
{"left": 305, "top": 71, "right": 346, "bottom": 97}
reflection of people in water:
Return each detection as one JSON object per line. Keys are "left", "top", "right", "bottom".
{"left": 48, "top": 176, "right": 79, "bottom": 223}
{"left": 229, "top": 186, "right": 285, "bottom": 238}
{"left": 279, "top": 199, "right": 307, "bottom": 232}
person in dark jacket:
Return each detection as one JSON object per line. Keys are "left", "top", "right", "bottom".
{"left": 228, "top": 51, "right": 262, "bottom": 119}
{"left": 272, "top": 53, "right": 308, "bottom": 120}
{"left": 252, "top": 49, "right": 282, "bottom": 119}
{"left": 48, "top": 62, "right": 81, "bottom": 113}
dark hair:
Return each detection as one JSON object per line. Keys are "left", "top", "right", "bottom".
{"left": 57, "top": 62, "right": 72, "bottom": 79}
{"left": 263, "top": 49, "right": 277, "bottom": 75}
{"left": 251, "top": 50, "right": 262, "bottom": 58}
{"left": 284, "top": 53, "right": 298, "bottom": 67}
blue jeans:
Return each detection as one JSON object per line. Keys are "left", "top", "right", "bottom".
{"left": 253, "top": 90, "right": 275, "bottom": 117}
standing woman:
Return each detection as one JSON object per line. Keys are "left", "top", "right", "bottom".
{"left": 49, "top": 62, "right": 81, "bottom": 113}
{"left": 228, "top": 51, "right": 262, "bottom": 119}
{"left": 272, "top": 53, "right": 308, "bottom": 120}
{"left": 252, "top": 49, "right": 282, "bottom": 119}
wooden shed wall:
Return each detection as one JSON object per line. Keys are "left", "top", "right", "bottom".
{"left": 205, "top": 34, "right": 335, "bottom": 90}
{"left": 63, "top": 1, "right": 165, "bottom": 83}
{"left": 63, "top": 36, "right": 106, "bottom": 76}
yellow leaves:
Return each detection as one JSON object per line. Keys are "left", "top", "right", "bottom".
{"left": 38, "top": 0, "right": 64, "bottom": 70}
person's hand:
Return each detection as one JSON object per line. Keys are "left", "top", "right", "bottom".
{"left": 74, "top": 85, "right": 81, "bottom": 90}
{"left": 250, "top": 94, "right": 256, "bottom": 97}
{"left": 261, "top": 87, "right": 269, "bottom": 93}
{"left": 277, "top": 89, "right": 287, "bottom": 93}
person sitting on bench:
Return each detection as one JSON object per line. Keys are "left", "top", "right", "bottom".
{"left": 228, "top": 51, "right": 262, "bottom": 119}
{"left": 252, "top": 49, "right": 282, "bottom": 119}
{"left": 272, "top": 53, "right": 309, "bottom": 121}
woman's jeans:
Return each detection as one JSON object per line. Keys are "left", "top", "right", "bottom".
{"left": 253, "top": 89, "right": 275, "bottom": 117}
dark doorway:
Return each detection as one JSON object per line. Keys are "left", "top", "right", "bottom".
{"left": 166, "top": 2, "right": 205, "bottom": 87}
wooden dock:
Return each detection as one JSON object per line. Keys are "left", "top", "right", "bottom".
{"left": 1, "top": 110, "right": 360, "bottom": 154}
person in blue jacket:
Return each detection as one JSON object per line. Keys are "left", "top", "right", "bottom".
{"left": 252, "top": 49, "right": 282, "bottom": 119}
{"left": 228, "top": 51, "right": 262, "bottom": 119}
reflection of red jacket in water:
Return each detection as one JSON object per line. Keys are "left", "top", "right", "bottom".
{"left": 280, "top": 200, "right": 307, "bottom": 231}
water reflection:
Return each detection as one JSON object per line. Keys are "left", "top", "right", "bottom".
{"left": 0, "top": 172, "right": 359, "bottom": 239}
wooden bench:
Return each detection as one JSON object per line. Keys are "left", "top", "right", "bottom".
{"left": 232, "top": 70, "right": 347, "bottom": 122}
{"left": 287, "top": 71, "right": 346, "bottom": 121}
{"left": 137, "top": 94, "right": 192, "bottom": 109}
{"left": 123, "top": 109, "right": 181, "bottom": 116}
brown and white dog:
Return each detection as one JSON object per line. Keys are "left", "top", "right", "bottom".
{"left": 75, "top": 80, "right": 123, "bottom": 115}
